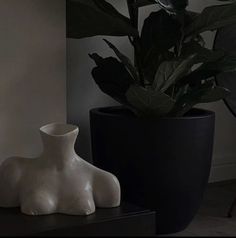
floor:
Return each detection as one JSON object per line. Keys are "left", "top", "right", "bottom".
{"left": 167, "top": 179, "right": 236, "bottom": 236}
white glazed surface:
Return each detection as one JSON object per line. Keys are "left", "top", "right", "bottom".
{"left": 0, "top": 123, "right": 121, "bottom": 216}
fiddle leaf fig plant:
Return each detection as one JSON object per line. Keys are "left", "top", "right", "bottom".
{"left": 67, "top": 0, "right": 236, "bottom": 118}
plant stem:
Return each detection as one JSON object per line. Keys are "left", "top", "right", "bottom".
{"left": 127, "top": 0, "right": 138, "bottom": 30}
{"left": 174, "top": 13, "right": 185, "bottom": 57}
{"left": 127, "top": 0, "right": 145, "bottom": 87}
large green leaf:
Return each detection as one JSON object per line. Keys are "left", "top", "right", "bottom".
{"left": 141, "top": 10, "right": 198, "bottom": 83}
{"left": 143, "top": 51, "right": 175, "bottom": 84}
{"left": 160, "top": 55, "right": 198, "bottom": 92}
{"left": 171, "top": 84, "right": 230, "bottom": 116}
{"left": 141, "top": 10, "right": 181, "bottom": 66}
{"left": 126, "top": 84, "right": 175, "bottom": 117}
{"left": 178, "top": 54, "right": 236, "bottom": 87}
{"left": 205, "top": 54, "right": 236, "bottom": 72}
{"left": 200, "top": 86, "right": 230, "bottom": 103}
{"left": 136, "top": 0, "right": 189, "bottom": 10}
{"left": 103, "top": 39, "right": 139, "bottom": 82}
{"left": 140, "top": 9, "right": 182, "bottom": 83}
{"left": 89, "top": 54, "right": 134, "bottom": 105}
{"left": 181, "top": 41, "right": 225, "bottom": 63}
{"left": 152, "top": 52, "right": 212, "bottom": 98}
{"left": 177, "top": 69, "right": 218, "bottom": 88}
{"left": 135, "top": 0, "right": 156, "bottom": 7}
{"left": 67, "top": 0, "right": 138, "bottom": 39}
{"left": 176, "top": 45, "right": 233, "bottom": 88}
{"left": 156, "top": 0, "right": 189, "bottom": 14}
{"left": 152, "top": 60, "right": 181, "bottom": 91}
{"left": 175, "top": 41, "right": 224, "bottom": 86}
{"left": 185, "top": 3, "right": 236, "bottom": 36}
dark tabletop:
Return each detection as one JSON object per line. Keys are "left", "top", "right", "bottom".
{"left": 0, "top": 203, "right": 156, "bottom": 236}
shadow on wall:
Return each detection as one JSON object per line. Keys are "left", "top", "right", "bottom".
{"left": 67, "top": 0, "right": 133, "bottom": 163}
{"left": 67, "top": 37, "right": 123, "bottom": 162}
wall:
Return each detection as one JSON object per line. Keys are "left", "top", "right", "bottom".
{"left": 0, "top": 0, "right": 66, "bottom": 162}
{"left": 67, "top": 0, "right": 130, "bottom": 161}
{"left": 189, "top": 0, "right": 236, "bottom": 182}
{"left": 67, "top": 0, "right": 236, "bottom": 182}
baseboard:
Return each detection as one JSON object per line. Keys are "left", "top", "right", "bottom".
{"left": 209, "top": 162, "right": 236, "bottom": 183}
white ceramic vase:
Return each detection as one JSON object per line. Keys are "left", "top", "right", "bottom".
{"left": 0, "top": 123, "right": 121, "bottom": 216}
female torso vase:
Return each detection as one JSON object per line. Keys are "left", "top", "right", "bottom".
{"left": 0, "top": 123, "right": 121, "bottom": 216}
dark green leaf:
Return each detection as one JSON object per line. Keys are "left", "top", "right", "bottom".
{"left": 67, "top": 0, "right": 138, "bottom": 39}
{"left": 126, "top": 84, "right": 175, "bottom": 117}
{"left": 141, "top": 10, "right": 199, "bottom": 84}
{"left": 205, "top": 54, "right": 236, "bottom": 72}
{"left": 176, "top": 47, "right": 228, "bottom": 88}
{"left": 181, "top": 41, "right": 225, "bottom": 63}
{"left": 156, "top": 0, "right": 189, "bottom": 14}
{"left": 200, "top": 86, "right": 230, "bottom": 103}
{"left": 185, "top": 3, "right": 236, "bottom": 36}
{"left": 135, "top": 0, "right": 156, "bottom": 7}
{"left": 177, "top": 69, "right": 218, "bottom": 88}
{"left": 141, "top": 10, "right": 181, "bottom": 66}
{"left": 143, "top": 51, "right": 175, "bottom": 84}
{"left": 140, "top": 9, "right": 182, "bottom": 83}
{"left": 171, "top": 84, "right": 230, "bottom": 116}
{"left": 160, "top": 55, "right": 198, "bottom": 92}
{"left": 179, "top": 54, "right": 236, "bottom": 87}
{"left": 89, "top": 54, "right": 134, "bottom": 104}
{"left": 152, "top": 60, "right": 181, "bottom": 91}
{"left": 103, "top": 39, "right": 139, "bottom": 82}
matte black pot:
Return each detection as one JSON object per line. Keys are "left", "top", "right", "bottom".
{"left": 90, "top": 106, "right": 215, "bottom": 235}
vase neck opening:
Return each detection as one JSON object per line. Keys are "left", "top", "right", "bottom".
{"left": 40, "top": 123, "right": 79, "bottom": 166}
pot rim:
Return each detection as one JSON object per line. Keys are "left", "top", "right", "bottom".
{"left": 90, "top": 106, "right": 215, "bottom": 121}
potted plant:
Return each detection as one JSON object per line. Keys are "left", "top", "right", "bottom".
{"left": 67, "top": 0, "right": 236, "bottom": 234}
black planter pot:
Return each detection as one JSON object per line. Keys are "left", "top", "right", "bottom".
{"left": 90, "top": 106, "right": 215, "bottom": 235}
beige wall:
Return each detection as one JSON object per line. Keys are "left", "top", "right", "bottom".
{"left": 67, "top": 0, "right": 236, "bottom": 181}
{"left": 0, "top": 0, "right": 66, "bottom": 162}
